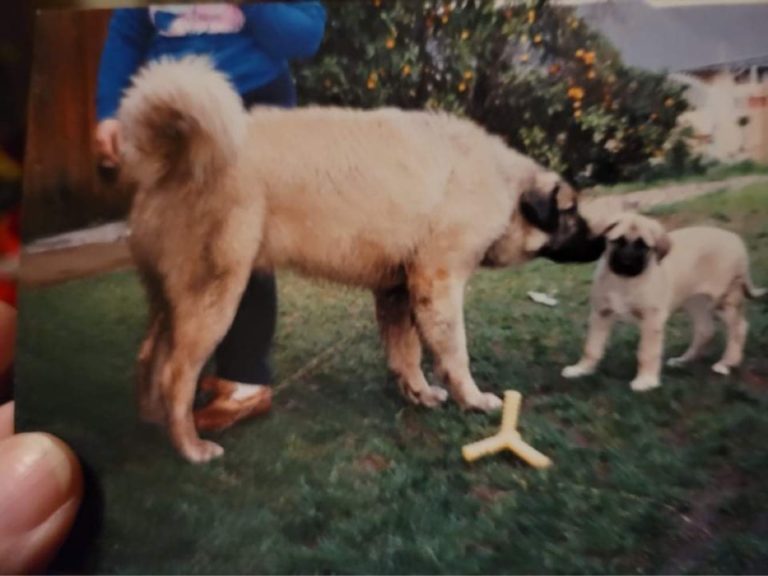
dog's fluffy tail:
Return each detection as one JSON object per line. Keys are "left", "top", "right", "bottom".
{"left": 117, "top": 56, "right": 247, "bottom": 188}
{"left": 744, "top": 272, "right": 767, "bottom": 300}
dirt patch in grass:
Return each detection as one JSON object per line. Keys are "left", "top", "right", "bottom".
{"left": 355, "top": 453, "right": 391, "bottom": 474}
{"left": 661, "top": 467, "right": 749, "bottom": 574}
{"left": 469, "top": 484, "right": 511, "bottom": 505}
{"left": 742, "top": 359, "right": 768, "bottom": 396}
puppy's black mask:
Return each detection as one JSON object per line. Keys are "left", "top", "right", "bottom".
{"left": 608, "top": 237, "right": 649, "bottom": 277}
{"left": 521, "top": 186, "right": 606, "bottom": 264}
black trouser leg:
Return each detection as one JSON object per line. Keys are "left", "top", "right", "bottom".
{"left": 212, "top": 70, "right": 296, "bottom": 385}
{"left": 214, "top": 272, "right": 277, "bottom": 384}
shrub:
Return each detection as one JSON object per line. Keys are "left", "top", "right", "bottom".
{"left": 296, "top": 0, "right": 691, "bottom": 186}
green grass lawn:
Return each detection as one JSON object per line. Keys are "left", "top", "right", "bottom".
{"left": 16, "top": 183, "right": 768, "bottom": 574}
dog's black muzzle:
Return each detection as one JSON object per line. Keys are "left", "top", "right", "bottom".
{"left": 608, "top": 240, "right": 649, "bottom": 277}
{"left": 538, "top": 215, "right": 607, "bottom": 264}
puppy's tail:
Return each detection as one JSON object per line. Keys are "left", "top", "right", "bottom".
{"left": 744, "top": 270, "right": 767, "bottom": 300}
{"left": 117, "top": 56, "right": 247, "bottom": 188}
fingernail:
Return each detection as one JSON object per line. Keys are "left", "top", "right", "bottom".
{"left": 0, "top": 434, "right": 75, "bottom": 534}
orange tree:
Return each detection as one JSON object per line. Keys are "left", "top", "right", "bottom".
{"left": 295, "top": 0, "right": 690, "bottom": 185}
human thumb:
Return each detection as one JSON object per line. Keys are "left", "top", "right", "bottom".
{"left": 0, "top": 433, "right": 83, "bottom": 574}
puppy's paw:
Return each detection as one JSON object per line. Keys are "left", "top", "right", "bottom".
{"left": 666, "top": 356, "right": 689, "bottom": 368}
{"left": 417, "top": 385, "right": 449, "bottom": 408}
{"left": 711, "top": 362, "right": 731, "bottom": 376}
{"left": 462, "top": 392, "right": 503, "bottom": 413}
{"left": 181, "top": 439, "right": 225, "bottom": 464}
{"left": 561, "top": 364, "right": 594, "bottom": 379}
{"left": 630, "top": 375, "right": 661, "bottom": 392}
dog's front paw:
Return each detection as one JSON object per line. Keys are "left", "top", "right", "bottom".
{"left": 666, "top": 356, "right": 689, "bottom": 368}
{"left": 180, "top": 439, "right": 225, "bottom": 464}
{"left": 462, "top": 392, "right": 503, "bottom": 412}
{"left": 417, "top": 385, "right": 449, "bottom": 408}
{"left": 561, "top": 363, "right": 595, "bottom": 379}
{"left": 630, "top": 375, "right": 661, "bottom": 392}
{"left": 401, "top": 382, "right": 449, "bottom": 408}
{"left": 711, "top": 362, "right": 731, "bottom": 376}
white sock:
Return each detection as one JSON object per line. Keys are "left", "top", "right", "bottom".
{"left": 231, "top": 382, "right": 266, "bottom": 401}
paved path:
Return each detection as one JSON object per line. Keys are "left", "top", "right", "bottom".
{"left": 18, "top": 174, "right": 768, "bottom": 287}
{"left": 583, "top": 174, "right": 768, "bottom": 213}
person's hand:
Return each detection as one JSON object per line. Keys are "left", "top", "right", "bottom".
{"left": 0, "top": 404, "right": 83, "bottom": 574}
{"left": 94, "top": 118, "right": 122, "bottom": 168}
{"left": 0, "top": 304, "right": 83, "bottom": 574}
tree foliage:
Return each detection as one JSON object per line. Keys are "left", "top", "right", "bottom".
{"left": 295, "top": 0, "right": 692, "bottom": 185}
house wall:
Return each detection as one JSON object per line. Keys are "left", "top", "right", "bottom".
{"left": 750, "top": 84, "right": 768, "bottom": 162}
{"left": 676, "top": 68, "right": 768, "bottom": 164}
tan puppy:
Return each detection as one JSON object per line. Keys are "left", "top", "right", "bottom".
{"left": 563, "top": 212, "right": 765, "bottom": 391}
{"left": 118, "top": 57, "right": 606, "bottom": 463}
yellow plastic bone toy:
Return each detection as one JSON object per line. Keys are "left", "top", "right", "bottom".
{"left": 462, "top": 390, "right": 552, "bottom": 469}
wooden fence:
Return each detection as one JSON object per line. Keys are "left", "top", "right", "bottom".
{"left": 23, "top": 9, "right": 131, "bottom": 241}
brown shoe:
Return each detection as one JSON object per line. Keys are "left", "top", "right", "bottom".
{"left": 194, "top": 376, "right": 272, "bottom": 432}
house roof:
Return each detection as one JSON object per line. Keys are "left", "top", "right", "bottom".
{"left": 575, "top": 0, "right": 768, "bottom": 72}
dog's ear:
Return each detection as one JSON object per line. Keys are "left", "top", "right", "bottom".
{"left": 519, "top": 171, "right": 561, "bottom": 233}
{"left": 602, "top": 213, "right": 631, "bottom": 241}
{"left": 654, "top": 229, "right": 672, "bottom": 261}
{"left": 602, "top": 219, "right": 621, "bottom": 240}
{"left": 639, "top": 218, "right": 672, "bottom": 261}
{"left": 553, "top": 177, "right": 578, "bottom": 212}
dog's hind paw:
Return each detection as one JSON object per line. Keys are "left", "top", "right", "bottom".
{"left": 402, "top": 384, "right": 448, "bottom": 408}
{"left": 630, "top": 375, "right": 660, "bottom": 392}
{"left": 561, "top": 364, "right": 594, "bottom": 379}
{"left": 711, "top": 362, "right": 731, "bottom": 376}
{"left": 418, "top": 385, "right": 449, "bottom": 408}
{"left": 462, "top": 392, "right": 503, "bottom": 413}
{"left": 180, "top": 439, "right": 225, "bottom": 464}
{"left": 666, "top": 356, "right": 688, "bottom": 368}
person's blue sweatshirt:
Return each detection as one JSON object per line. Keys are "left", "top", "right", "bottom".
{"left": 96, "top": 2, "right": 326, "bottom": 120}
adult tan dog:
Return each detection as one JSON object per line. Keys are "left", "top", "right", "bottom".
{"left": 118, "top": 57, "right": 605, "bottom": 463}
{"left": 562, "top": 212, "right": 765, "bottom": 391}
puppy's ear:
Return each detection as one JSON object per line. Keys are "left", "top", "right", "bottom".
{"left": 601, "top": 219, "right": 621, "bottom": 239}
{"left": 602, "top": 213, "right": 631, "bottom": 241}
{"left": 520, "top": 171, "right": 560, "bottom": 233}
{"left": 637, "top": 221, "right": 655, "bottom": 245}
{"left": 640, "top": 218, "right": 671, "bottom": 261}
{"left": 654, "top": 230, "right": 672, "bottom": 261}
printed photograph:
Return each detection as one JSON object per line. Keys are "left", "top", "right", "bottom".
{"left": 11, "top": 0, "right": 768, "bottom": 573}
